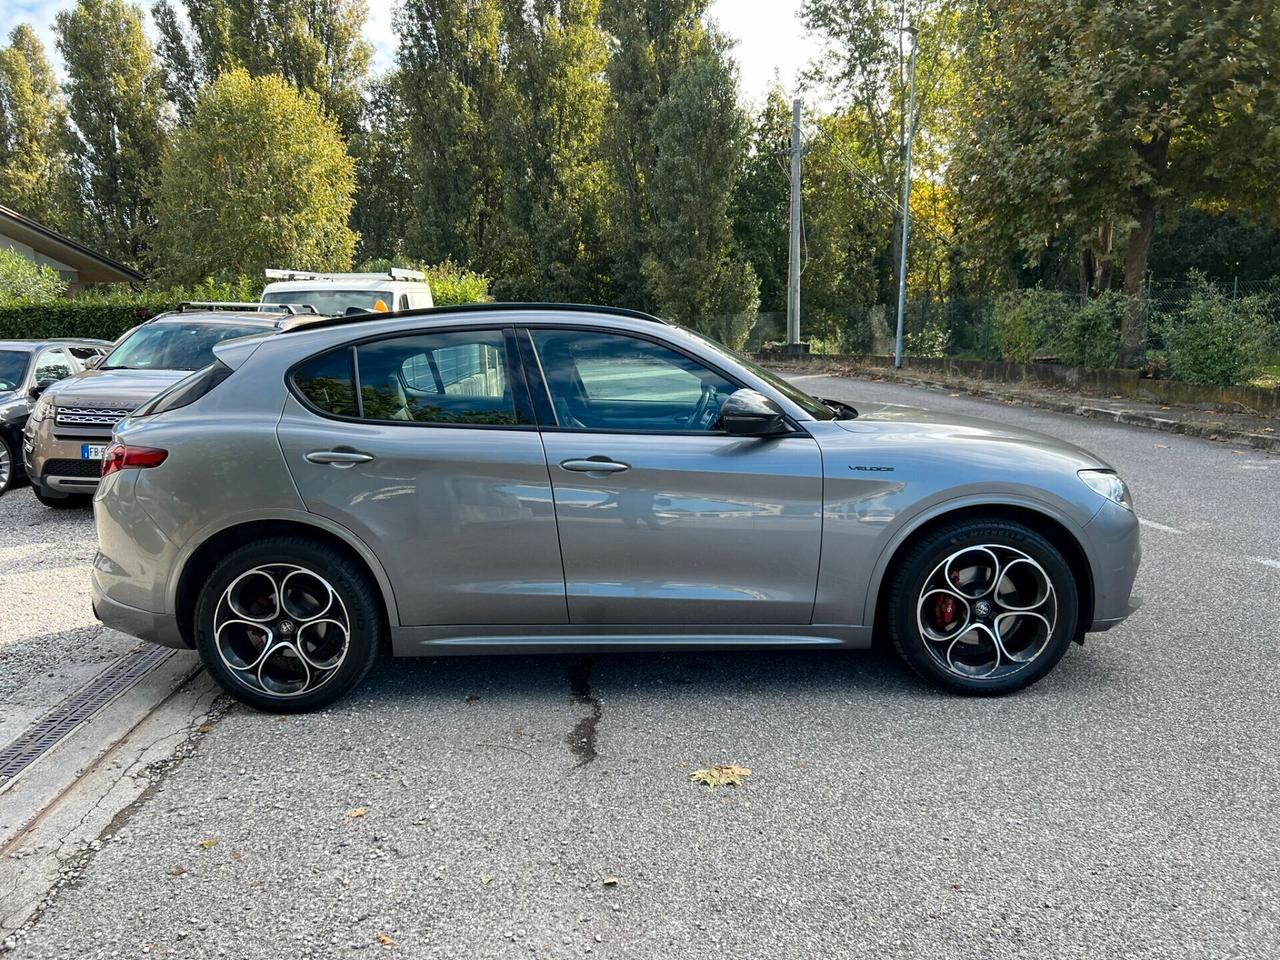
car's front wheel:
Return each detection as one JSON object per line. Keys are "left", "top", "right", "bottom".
{"left": 193, "top": 537, "right": 385, "bottom": 712}
{"left": 887, "top": 518, "right": 1079, "bottom": 695}
{"left": 0, "top": 433, "right": 16, "bottom": 496}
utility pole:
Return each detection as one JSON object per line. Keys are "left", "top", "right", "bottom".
{"left": 894, "top": 27, "right": 919, "bottom": 369}
{"left": 787, "top": 98, "right": 803, "bottom": 348}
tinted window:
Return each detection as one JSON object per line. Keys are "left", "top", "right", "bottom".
{"left": 135, "top": 360, "right": 234, "bottom": 417}
{"left": 68, "top": 346, "right": 102, "bottom": 362}
{"left": 103, "top": 323, "right": 267, "bottom": 371}
{"left": 530, "top": 330, "right": 736, "bottom": 432}
{"left": 34, "top": 348, "right": 73, "bottom": 383}
{"left": 0, "top": 350, "right": 29, "bottom": 390}
{"left": 357, "top": 330, "right": 518, "bottom": 425}
{"left": 293, "top": 348, "right": 358, "bottom": 417}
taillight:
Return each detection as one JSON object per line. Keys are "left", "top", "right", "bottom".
{"left": 101, "top": 442, "right": 168, "bottom": 477}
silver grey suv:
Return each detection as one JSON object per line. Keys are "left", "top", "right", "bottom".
{"left": 92, "top": 304, "right": 1141, "bottom": 711}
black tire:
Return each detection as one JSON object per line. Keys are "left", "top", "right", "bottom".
{"left": 887, "top": 517, "right": 1079, "bottom": 695}
{"left": 0, "top": 432, "right": 16, "bottom": 496}
{"left": 194, "top": 537, "right": 385, "bottom": 713}
{"left": 33, "top": 484, "right": 91, "bottom": 509}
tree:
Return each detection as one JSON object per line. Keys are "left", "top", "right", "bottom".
{"left": 489, "top": 0, "right": 611, "bottom": 302}
{"left": 396, "top": 0, "right": 504, "bottom": 267}
{"left": 0, "top": 25, "right": 76, "bottom": 230}
{"left": 350, "top": 73, "right": 416, "bottom": 263}
{"left": 152, "top": 0, "right": 372, "bottom": 133}
{"left": 0, "top": 248, "right": 67, "bottom": 304}
{"left": 56, "top": 0, "right": 169, "bottom": 265}
{"left": 151, "top": 69, "right": 357, "bottom": 284}
{"left": 953, "top": 0, "right": 1280, "bottom": 365}
{"left": 730, "top": 84, "right": 791, "bottom": 316}
{"left": 644, "top": 30, "right": 758, "bottom": 347}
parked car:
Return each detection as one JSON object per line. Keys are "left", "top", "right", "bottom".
{"left": 23, "top": 303, "right": 309, "bottom": 508}
{"left": 261, "top": 268, "right": 433, "bottom": 316}
{"left": 91, "top": 303, "right": 1141, "bottom": 712}
{"left": 0, "top": 339, "right": 111, "bottom": 496}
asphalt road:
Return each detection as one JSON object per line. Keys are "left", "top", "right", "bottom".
{"left": 5, "top": 375, "right": 1279, "bottom": 959}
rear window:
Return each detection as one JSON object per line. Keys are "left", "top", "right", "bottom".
{"left": 102, "top": 323, "right": 267, "bottom": 371}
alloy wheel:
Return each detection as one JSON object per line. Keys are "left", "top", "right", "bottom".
{"left": 0, "top": 442, "right": 10, "bottom": 491}
{"left": 213, "top": 563, "right": 351, "bottom": 698}
{"left": 915, "top": 544, "right": 1058, "bottom": 681}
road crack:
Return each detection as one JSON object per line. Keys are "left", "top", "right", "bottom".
{"left": 565, "top": 656, "right": 602, "bottom": 767}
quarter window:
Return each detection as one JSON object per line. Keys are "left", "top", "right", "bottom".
{"left": 293, "top": 348, "right": 358, "bottom": 417}
{"left": 529, "top": 330, "right": 737, "bottom": 433}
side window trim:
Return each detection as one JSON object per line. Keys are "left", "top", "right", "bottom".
{"left": 515, "top": 327, "right": 558, "bottom": 428}
{"left": 349, "top": 344, "right": 364, "bottom": 419}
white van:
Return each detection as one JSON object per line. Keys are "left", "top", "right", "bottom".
{"left": 260, "top": 268, "right": 434, "bottom": 315}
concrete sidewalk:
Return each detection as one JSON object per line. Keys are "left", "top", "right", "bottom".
{"left": 769, "top": 357, "right": 1280, "bottom": 453}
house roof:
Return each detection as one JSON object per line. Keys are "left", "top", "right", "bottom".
{"left": 0, "top": 204, "right": 145, "bottom": 285}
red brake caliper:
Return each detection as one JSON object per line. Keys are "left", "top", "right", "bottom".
{"left": 933, "top": 594, "right": 958, "bottom": 631}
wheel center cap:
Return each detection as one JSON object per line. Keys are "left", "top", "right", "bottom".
{"left": 277, "top": 619, "right": 296, "bottom": 636}
{"left": 974, "top": 600, "right": 992, "bottom": 620}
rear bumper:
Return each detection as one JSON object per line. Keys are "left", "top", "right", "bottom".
{"left": 91, "top": 573, "right": 189, "bottom": 649}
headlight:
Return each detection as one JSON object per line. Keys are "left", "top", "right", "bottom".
{"left": 29, "top": 393, "right": 55, "bottom": 423}
{"left": 1078, "top": 469, "right": 1132, "bottom": 510}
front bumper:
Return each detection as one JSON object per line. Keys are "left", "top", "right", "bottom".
{"left": 91, "top": 571, "right": 189, "bottom": 649}
{"left": 1084, "top": 499, "right": 1142, "bottom": 632}
{"left": 23, "top": 413, "right": 110, "bottom": 494}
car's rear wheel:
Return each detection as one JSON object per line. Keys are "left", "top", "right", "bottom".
{"left": 0, "top": 433, "right": 16, "bottom": 496}
{"left": 193, "top": 537, "right": 384, "bottom": 713}
{"left": 887, "top": 518, "right": 1078, "bottom": 695}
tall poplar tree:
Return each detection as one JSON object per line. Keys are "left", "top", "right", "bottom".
{"left": 0, "top": 25, "right": 75, "bottom": 229}
{"left": 56, "top": 0, "right": 169, "bottom": 265}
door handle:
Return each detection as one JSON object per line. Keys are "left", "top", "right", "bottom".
{"left": 560, "top": 458, "right": 629, "bottom": 474}
{"left": 305, "top": 449, "right": 375, "bottom": 465}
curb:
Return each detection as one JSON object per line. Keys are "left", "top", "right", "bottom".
{"left": 806, "top": 365, "right": 1280, "bottom": 454}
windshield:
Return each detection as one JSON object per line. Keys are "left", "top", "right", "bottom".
{"left": 102, "top": 323, "right": 267, "bottom": 371}
{"left": 0, "top": 350, "right": 30, "bottom": 391}
{"left": 262, "top": 289, "right": 391, "bottom": 314}
{"left": 682, "top": 330, "right": 837, "bottom": 420}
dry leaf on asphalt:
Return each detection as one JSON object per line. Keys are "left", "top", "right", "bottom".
{"left": 690, "top": 764, "right": 753, "bottom": 790}
{"left": 1155, "top": 443, "right": 1169, "bottom": 448}
{"left": 480, "top": 873, "right": 494, "bottom": 885}
{"left": 198, "top": 838, "right": 217, "bottom": 850}
{"left": 346, "top": 806, "right": 369, "bottom": 819}
{"left": 602, "top": 877, "right": 619, "bottom": 886}
{"left": 376, "top": 933, "right": 396, "bottom": 947}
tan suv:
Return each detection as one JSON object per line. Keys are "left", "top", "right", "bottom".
{"left": 23, "top": 303, "right": 303, "bottom": 507}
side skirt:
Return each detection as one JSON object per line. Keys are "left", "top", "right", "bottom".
{"left": 389, "top": 623, "right": 872, "bottom": 657}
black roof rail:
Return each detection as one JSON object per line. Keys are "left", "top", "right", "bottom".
{"left": 276, "top": 301, "right": 667, "bottom": 335}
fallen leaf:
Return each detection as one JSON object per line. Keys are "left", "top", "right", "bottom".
{"left": 376, "top": 933, "right": 396, "bottom": 947}
{"left": 171, "top": 864, "right": 187, "bottom": 876}
{"left": 480, "top": 873, "right": 494, "bottom": 885}
{"left": 1233, "top": 450, "right": 1246, "bottom": 455}
{"left": 690, "top": 764, "right": 753, "bottom": 790}
{"left": 602, "top": 877, "right": 619, "bottom": 886}
{"left": 465, "top": 694, "right": 481, "bottom": 704}
{"left": 197, "top": 724, "right": 215, "bottom": 734}
{"left": 1155, "top": 443, "right": 1169, "bottom": 448}
{"left": 346, "top": 807, "right": 369, "bottom": 819}
{"left": 198, "top": 838, "right": 217, "bottom": 850}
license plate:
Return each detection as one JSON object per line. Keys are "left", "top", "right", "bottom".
{"left": 81, "top": 443, "right": 107, "bottom": 460}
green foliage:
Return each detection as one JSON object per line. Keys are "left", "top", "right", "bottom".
{"left": 350, "top": 74, "right": 416, "bottom": 264}
{"left": 0, "top": 25, "right": 76, "bottom": 229}
{"left": 993, "top": 288, "right": 1072, "bottom": 363}
{"left": 1055, "top": 292, "right": 1125, "bottom": 369}
{"left": 489, "top": 0, "right": 611, "bottom": 302}
{"left": 905, "top": 316, "right": 949, "bottom": 359}
{"left": 151, "top": 70, "right": 356, "bottom": 286}
{"left": 0, "top": 248, "right": 68, "bottom": 304}
{"left": 151, "top": 0, "right": 371, "bottom": 133}
{"left": 396, "top": 0, "right": 504, "bottom": 267}
{"left": 354, "top": 258, "right": 491, "bottom": 306}
{"left": 731, "top": 86, "right": 791, "bottom": 315}
{"left": 1158, "top": 277, "right": 1272, "bottom": 385}
{"left": 56, "top": 0, "right": 169, "bottom": 266}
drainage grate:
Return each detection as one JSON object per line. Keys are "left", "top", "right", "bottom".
{"left": 0, "top": 645, "right": 175, "bottom": 787}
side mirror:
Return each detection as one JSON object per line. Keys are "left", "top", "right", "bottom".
{"left": 717, "top": 388, "right": 789, "bottom": 436}
{"left": 84, "top": 355, "right": 102, "bottom": 369}
{"left": 28, "top": 379, "right": 57, "bottom": 399}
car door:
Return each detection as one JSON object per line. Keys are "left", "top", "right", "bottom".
{"left": 276, "top": 326, "right": 567, "bottom": 626}
{"left": 523, "top": 326, "right": 823, "bottom": 625}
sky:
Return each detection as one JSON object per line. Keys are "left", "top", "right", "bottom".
{"left": 0, "top": 0, "right": 810, "bottom": 106}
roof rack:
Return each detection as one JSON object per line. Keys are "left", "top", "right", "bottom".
{"left": 175, "top": 301, "right": 317, "bottom": 315}
{"left": 264, "top": 268, "right": 427, "bottom": 282}
{"left": 276, "top": 302, "right": 667, "bottom": 335}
